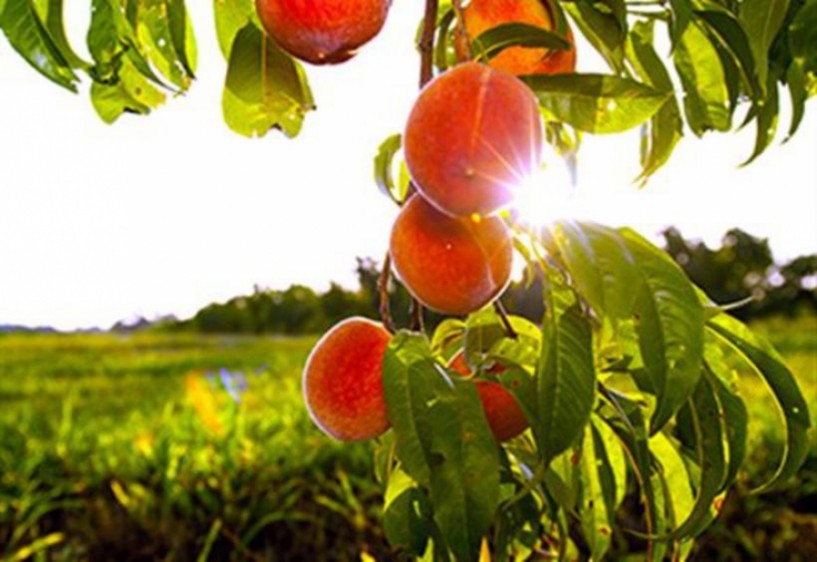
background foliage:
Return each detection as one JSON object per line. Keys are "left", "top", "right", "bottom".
{"left": 0, "top": 313, "right": 814, "bottom": 560}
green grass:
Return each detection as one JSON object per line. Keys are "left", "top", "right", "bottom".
{"left": 0, "top": 315, "right": 814, "bottom": 561}
{"left": 0, "top": 333, "right": 386, "bottom": 561}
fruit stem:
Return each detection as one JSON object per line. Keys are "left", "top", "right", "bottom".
{"left": 419, "top": 0, "right": 440, "bottom": 88}
{"left": 409, "top": 298, "right": 425, "bottom": 332}
{"left": 494, "top": 301, "right": 518, "bottom": 339}
{"left": 451, "top": 0, "right": 471, "bottom": 61}
{"left": 378, "top": 253, "right": 396, "bottom": 333}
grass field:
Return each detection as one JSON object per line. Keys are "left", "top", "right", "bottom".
{"left": 0, "top": 315, "right": 815, "bottom": 561}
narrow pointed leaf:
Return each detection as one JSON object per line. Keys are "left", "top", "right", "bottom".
{"left": 0, "top": 0, "right": 79, "bottom": 91}
{"left": 707, "top": 314, "right": 811, "bottom": 491}
{"left": 579, "top": 427, "right": 613, "bottom": 560}
{"left": 537, "top": 267, "right": 596, "bottom": 465}
{"left": 673, "top": 19, "right": 731, "bottom": 135}
{"left": 549, "top": 221, "right": 640, "bottom": 319}
{"left": 649, "top": 432, "right": 695, "bottom": 529}
{"left": 626, "top": 21, "right": 683, "bottom": 182}
{"left": 471, "top": 22, "right": 570, "bottom": 62}
{"left": 620, "top": 228, "right": 705, "bottom": 434}
{"left": 742, "top": 73, "right": 779, "bottom": 165}
{"left": 672, "top": 375, "right": 727, "bottom": 538}
{"left": 563, "top": 0, "right": 626, "bottom": 72}
{"left": 374, "top": 134, "right": 405, "bottom": 204}
{"left": 523, "top": 74, "right": 670, "bottom": 134}
{"left": 739, "top": 0, "right": 789, "bottom": 89}
{"left": 789, "top": 0, "right": 817, "bottom": 75}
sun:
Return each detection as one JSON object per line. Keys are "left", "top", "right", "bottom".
{"left": 510, "top": 165, "right": 581, "bottom": 229}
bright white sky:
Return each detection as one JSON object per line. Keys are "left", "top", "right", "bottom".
{"left": 0, "top": 2, "right": 815, "bottom": 330}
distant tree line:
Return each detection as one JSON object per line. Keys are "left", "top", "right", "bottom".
{"left": 165, "top": 229, "right": 816, "bottom": 335}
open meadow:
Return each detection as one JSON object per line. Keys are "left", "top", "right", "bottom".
{"left": 1, "top": 314, "right": 815, "bottom": 561}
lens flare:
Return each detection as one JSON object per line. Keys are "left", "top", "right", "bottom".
{"left": 511, "top": 166, "right": 579, "bottom": 228}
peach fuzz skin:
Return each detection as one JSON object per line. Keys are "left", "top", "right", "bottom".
{"left": 404, "top": 62, "right": 543, "bottom": 218}
{"left": 390, "top": 194, "right": 513, "bottom": 316}
{"left": 449, "top": 351, "right": 528, "bottom": 441}
{"left": 456, "top": 0, "right": 577, "bottom": 76}
{"left": 302, "top": 317, "right": 391, "bottom": 441}
{"left": 256, "top": 0, "right": 390, "bottom": 64}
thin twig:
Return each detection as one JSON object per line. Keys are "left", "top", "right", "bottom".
{"left": 419, "top": 0, "right": 440, "bottom": 88}
{"left": 409, "top": 298, "right": 425, "bottom": 332}
{"left": 378, "top": 253, "right": 395, "bottom": 333}
{"left": 402, "top": 0, "right": 440, "bottom": 331}
{"left": 494, "top": 300, "right": 518, "bottom": 339}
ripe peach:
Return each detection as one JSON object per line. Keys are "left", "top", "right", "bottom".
{"left": 256, "top": 0, "right": 390, "bottom": 65}
{"left": 390, "top": 194, "right": 513, "bottom": 315}
{"left": 303, "top": 317, "right": 390, "bottom": 441}
{"left": 455, "top": 0, "right": 577, "bottom": 76}
{"left": 404, "top": 62, "right": 543, "bottom": 218}
{"left": 449, "top": 351, "right": 528, "bottom": 441}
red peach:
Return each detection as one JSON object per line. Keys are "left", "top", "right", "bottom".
{"left": 390, "top": 194, "right": 513, "bottom": 315}
{"left": 303, "top": 317, "right": 390, "bottom": 441}
{"left": 404, "top": 62, "right": 544, "bottom": 218}
{"left": 256, "top": 0, "right": 390, "bottom": 64}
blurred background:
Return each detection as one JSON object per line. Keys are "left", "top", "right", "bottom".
{"left": 1, "top": 0, "right": 816, "bottom": 559}
{"left": 1, "top": 227, "right": 815, "bottom": 560}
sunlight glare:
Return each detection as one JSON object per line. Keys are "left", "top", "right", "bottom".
{"left": 511, "top": 164, "right": 582, "bottom": 228}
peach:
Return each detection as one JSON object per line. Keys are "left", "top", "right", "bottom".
{"left": 390, "top": 194, "right": 513, "bottom": 315}
{"left": 256, "top": 0, "right": 390, "bottom": 64}
{"left": 449, "top": 351, "right": 528, "bottom": 441}
{"left": 456, "top": 0, "right": 577, "bottom": 76}
{"left": 303, "top": 317, "right": 390, "bottom": 441}
{"left": 404, "top": 62, "right": 543, "bottom": 218}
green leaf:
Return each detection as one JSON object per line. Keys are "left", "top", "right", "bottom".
{"left": 620, "top": 228, "right": 705, "bottom": 434}
{"left": 740, "top": 0, "right": 790, "bottom": 90}
{"left": 86, "top": 0, "right": 168, "bottom": 89}
{"left": 427, "top": 375, "right": 500, "bottom": 562}
{"left": 672, "top": 374, "right": 727, "bottom": 538}
{"left": 706, "top": 367, "right": 748, "bottom": 491}
{"left": 592, "top": 417, "right": 627, "bottom": 513}
{"left": 374, "top": 134, "right": 405, "bottom": 205}
{"left": 384, "top": 469, "right": 430, "bottom": 556}
{"left": 695, "top": 3, "right": 762, "bottom": 100}
{"left": 742, "top": 73, "right": 780, "bottom": 165}
{"left": 222, "top": 23, "right": 315, "bottom": 138}
{"left": 213, "top": 0, "right": 256, "bottom": 60}
{"left": 471, "top": 22, "right": 570, "bottom": 63}
{"left": 35, "top": 0, "right": 88, "bottom": 69}
{"left": 129, "top": 0, "right": 196, "bottom": 90}
{"left": 433, "top": 7, "right": 456, "bottom": 72}
{"left": 597, "top": 389, "right": 663, "bottom": 555}
{"left": 0, "top": 0, "right": 79, "bottom": 91}
{"left": 464, "top": 309, "right": 541, "bottom": 371}
{"left": 707, "top": 314, "right": 811, "bottom": 491}
{"left": 382, "top": 332, "right": 438, "bottom": 485}
{"left": 626, "top": 21, "right": 683, "bottom": 183}
{"left": 673, "top": 18, "right": 731, "bottom": 135}
{"left": 785, "top": 61, "right": 807, "bottom": 140}
{"left": 383, "top": 332, "right": 501, "bottom": 562}
{"left": 90, "top": 57, "right": 166, "bottom": 123}
{"left": 563, "top": 0, "right": 626, "bottom": 72}
{"left": 523, "top": 74, "right": 671, "bottom": 134}
{"left": 650, "top": 432, "right": 695, "bottom": 537}
{"left": 548, "top": 221, "right": 641, "bottom": 319}
{"left": 166, "top": 0, "right": 197, "bottom": 78}
{"left": 536, "top": 267, "right": 596, "bottom": 465}
{"left": 789, "top": 0, "right": 817, "bottom": 75}
{"left": 579, "top": 427, "right": 613, "bottom": 561}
